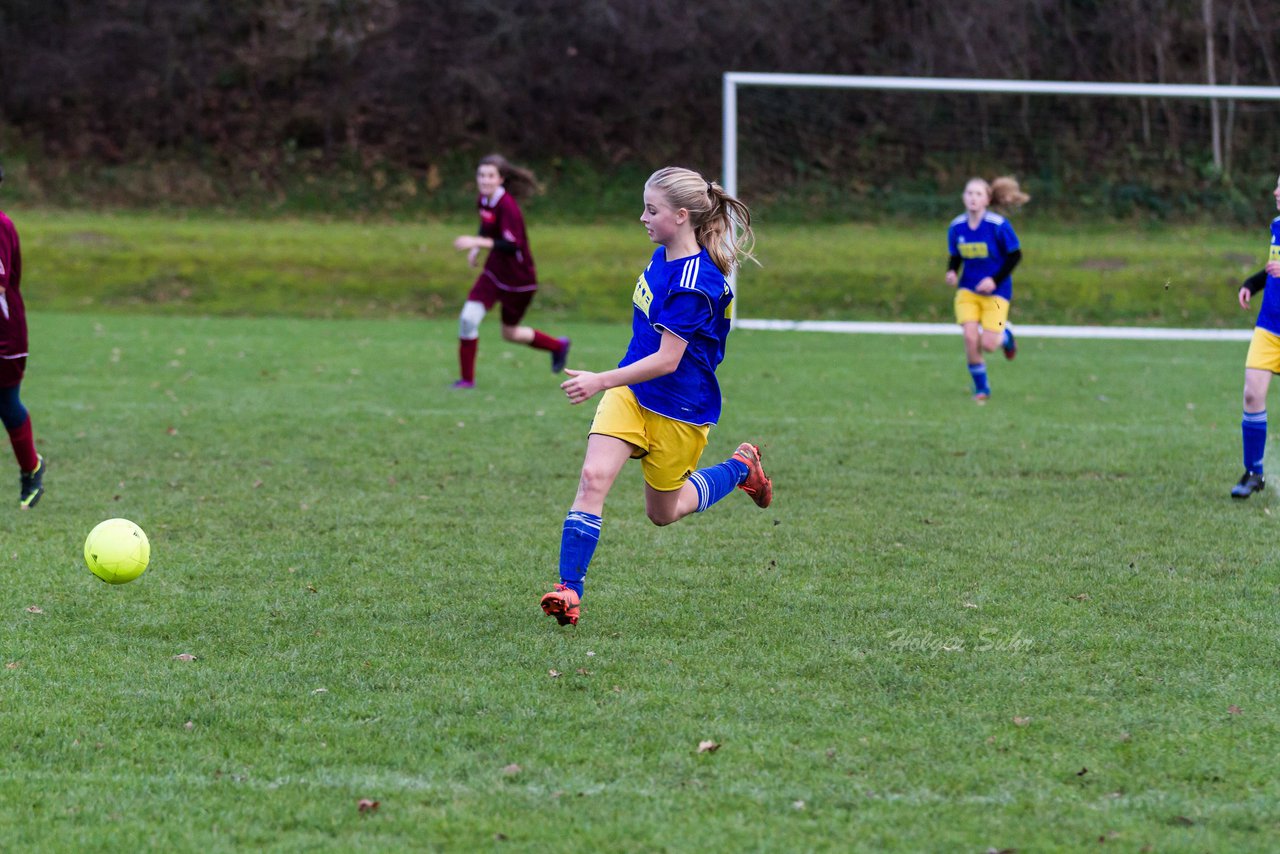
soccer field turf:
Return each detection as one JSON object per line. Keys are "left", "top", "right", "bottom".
{"left": 2, "top": 312, "right": 1277, "bottom": 851}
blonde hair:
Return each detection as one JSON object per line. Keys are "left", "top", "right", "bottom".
{"left": 970, "top": 175, "right": 1030, "bottom": 210}
{"left": 479, "top": 153, "right": 540, "bottom": 199}
{"left": 644, "top": 166, "right": 756, "bottom": 273}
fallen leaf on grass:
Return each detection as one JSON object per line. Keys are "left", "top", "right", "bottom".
{"left": 1228, "top": 705, "right": 1243, "bottom": 715}
{"left": 1071, "top": 593, "right": 1091, "bottom": 601}
{"left": 184, "top": 721, "right": 195, "bottom": 731}
{"left": 1076, "top": 767, "right": 1088, "bottom": 776}
{"left": 548, "top": 670, "right": 561, "bottom": 678}
{"left": 173, "top": 653, "right": 197, "bottom": 661}
{"left": 5, "top": 661, "right": 19, "bottom": 669}
{"left": 1170, "top": 815, "right": 1194, "bottom": 826}
{"left": 696, "top": 740, "right": 720, "bottom": 754}
{"left": 312, "top": 687, "right": 328, "bottom": 694}
{"left": 576, "top": 668, "right": 591, "bottom": 676}
{"left": 792, "top": 800, "right": 806, "bottom": 810}
{"left": 25, "top": 606, "right": 43, "bottom": 614}
{"left": 1012, "top": 717, "right": 1031, "bottom": 727}
{"left": 502, "top": 764, "right": 522, "bottom": 776}
{"left": 357, "top": 799, "right": 379, "bottom": 813}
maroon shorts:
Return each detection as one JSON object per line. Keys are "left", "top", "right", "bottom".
{"left": 467, "top": 272, "right": 537, "bottom": 326}
{"left": 0, "top": 357, "right": 25, "bottom": 389}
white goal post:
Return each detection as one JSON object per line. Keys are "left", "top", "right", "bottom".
{"left": 721, "top": 73, "right": 1280, "bottom": 321}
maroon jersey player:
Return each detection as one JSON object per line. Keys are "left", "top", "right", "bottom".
{"left": 451, "top": 154, "right": 570, "bottom": 388}
{"left": 0, "top": 165, "right": 44, "bottom": 507}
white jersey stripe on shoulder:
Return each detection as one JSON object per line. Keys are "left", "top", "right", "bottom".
{"left": 680, "top": 257, "right": 700, "bottom": 289}
{"left": 949, "top": 214, "right": 967, "bottom": 226}
{"left": 983, "top": 211, "right": 1007, "bottom": 225}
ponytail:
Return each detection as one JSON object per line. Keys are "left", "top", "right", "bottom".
{"left": 645, "top": 167, "right": 757, "bottom": 274}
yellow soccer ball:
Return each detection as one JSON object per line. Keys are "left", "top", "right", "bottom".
{"left": 84, "top": 518, "right": 150, "bottom": 584}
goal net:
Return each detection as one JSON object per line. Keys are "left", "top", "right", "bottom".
{"left": 722, "top": 74, "right": 1280, "bottom": 327}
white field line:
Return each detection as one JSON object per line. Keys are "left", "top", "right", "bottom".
{"left": 735, "top": 319, "right": 1252, "bottom": 342}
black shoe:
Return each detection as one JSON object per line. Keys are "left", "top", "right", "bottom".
{"left": 1231, "top": 471, "right": 1265, "bottom": 499}
{"left": 551, "top": 337, "right": 571, "bottom": 373}
{"left": 19, "top": 454, "right": 44, "bottom": 509}
{"left": 1002, "top": 327, "right": 1017, "bottom": 360}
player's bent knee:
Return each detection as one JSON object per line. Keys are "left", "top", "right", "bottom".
{"left": 500, "top": 324, "right": 520, "bottom": 342}
{"left": 576, "top": 465, "right": 615, "bottom": 502}
{"left": 458, "top": 301, "right": 486, "bottom": 340}
{"left": 646, "top": 507, "right": 680, "bottom": 527}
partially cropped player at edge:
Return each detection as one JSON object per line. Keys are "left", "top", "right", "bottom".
{"left": 0, "top": 164, "right": 45, "bottom": 507}
{"left": 539, "top": 166, "right": 772, "bottom": 627}
{"left": 1230, "top": 173, "right": 1280, "bottom": 499}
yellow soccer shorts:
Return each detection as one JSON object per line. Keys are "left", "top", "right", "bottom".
{"left": 589, "top": 386, "right": 710, "bottom": 492}
{"left": 1245, "top": 326, "right": 1280, "bottom": 372}
{"left": 954, "top": 289, "right": 1011, "bottom": 333}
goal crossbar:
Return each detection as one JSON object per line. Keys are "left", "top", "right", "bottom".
{"left": 723, "top": 72, "right": 1280, "bottom": 201}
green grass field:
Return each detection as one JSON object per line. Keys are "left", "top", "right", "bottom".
{"left": 2, "top": 309, "right": 1278, "bottom": 851}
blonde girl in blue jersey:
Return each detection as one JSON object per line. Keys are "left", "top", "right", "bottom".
{"left": 539, "top": 166, "right": 772, "bottom": 627}
{"left": 945, "top": 176, "right": 1029, "bottom": 401}
{"left": 1230, "top": 173, "right": 1280, "bottom": 499}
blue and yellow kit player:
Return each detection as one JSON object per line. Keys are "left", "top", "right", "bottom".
{"left": 1231, "top": 175, "right": 1280, "bottom": 498}
{"left": 945, "top": 176, "right": 1028, "bottom": 401}
{"left": 540, "top": 166, "right": 772, "bottom": 627}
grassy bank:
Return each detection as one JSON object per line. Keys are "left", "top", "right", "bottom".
{"left": 11, "top": 208, "right": 1265, "bottom": 328}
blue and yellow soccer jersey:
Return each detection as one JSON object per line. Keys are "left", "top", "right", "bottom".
{"left": 1254, "top": 217, "right": 1280, "bottom": 335}
{"left": 620, "top": 246, "right": 734, "bottom": 426}
{"left": 948, "top": 212, "right": 1021, "bottom": 301}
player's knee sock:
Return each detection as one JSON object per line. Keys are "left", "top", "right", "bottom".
{"left": 529, "top": 330, "right": 562, "bottom": 352}
{"left": 0, "top": 388, "right": 35, "bottom": 472}
{"left": 688, "top": 458, "right": 749, "bottom": 512}
{"left": 968, "top": 362, "right": 989, "bottom": 394}
{"left": 5, "top": 416, "right": 37, "bottom": 473}
{"left": 1243, "top": 409, "right": 1267, "bottom": 474}
{"left": 458, "top": 338, "right": 478, "bottom": 383}
{"left": 558, "top": 510, "right": 602, "bottom": 597}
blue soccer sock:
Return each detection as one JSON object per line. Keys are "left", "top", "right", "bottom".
{"left": 968, "top": 362, "right": 990, "bottom": 395}
{"left": 688, "top": 457, "right": 749, "bottom": 512}
{"left": 1242, "top": 409, "right": 1267, "bottom": 474}
{"left": 558, "top": 510, "right": 602, "bottom": 598}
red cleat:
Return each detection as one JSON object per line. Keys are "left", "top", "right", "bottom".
{"left": 540, "top": 584, "right": 581, "bottom": 626}
{"left": 732, "top": 442, "right": 772, "bottom": 508}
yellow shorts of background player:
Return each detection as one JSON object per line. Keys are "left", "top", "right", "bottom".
{"left": 589, "top": 386, "right": 711, "bottom": 492}
{"left": 1245, "top": 326, "right": 1280, "bottom": 372}
{"left": 954, "top": 289, "right": 1011, "bottom": 333}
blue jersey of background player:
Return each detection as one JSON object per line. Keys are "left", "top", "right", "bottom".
{"left": 620, "top": 245, "right": 732, "bottom": 425}
{"left": 1229, "top": 175, "right": 1280, "bottom": 499}
{"left": 948, "top": 208, "right": 1020, "bottom": 300}
{"left": 539, "top": 166, "right": 773, "bottom": 628}
{"left": 945, "top": 176, "right": 1029, "bottom": 402}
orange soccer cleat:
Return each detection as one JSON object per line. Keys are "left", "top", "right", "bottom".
{"left": 540, "top": 584, "right": 581, "bottom": 626}
{"left": 732, "top": 442, "right": 772, "bottom": 509}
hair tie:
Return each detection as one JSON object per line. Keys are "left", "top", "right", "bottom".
{"left": 706, "top": 181, "right": 714, "bottom": 194}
